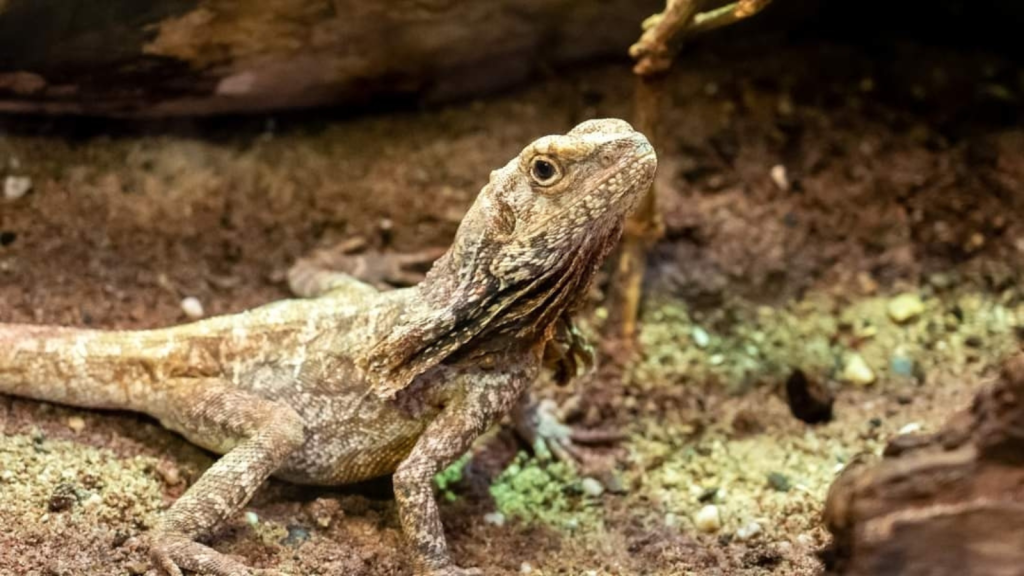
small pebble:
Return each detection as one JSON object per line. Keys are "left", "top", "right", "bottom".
{"left": 770, "top": 164, "right": 789, "bottom": 191}
{"left": 483, "top": 512, "right": 506, "bottom": 527}
{"left": 180, "top": 297, "right": 205, "bottom": 319}
{"left": 83, "top": 493, "right": 103, "bottom": 508}
{"left": 282, "top": 525, "right": 310, "bottom": 547}
{"left": 664, "top": 512, "right": 680, "bottom": 528}
{"left": 694, "top": 504, "right": 722, "bottom": 533}
{"left": 735, "top": 521, "right": 762, "bottom": 541}
{"left": 766, "top": 472, "right": 791, "bottom": 493}
{"left": 898, "top": 422, "right": 922, "bottom": 435}
{"left": 887, "top": 293, "right": 925, "bottom": 324}
{"left": 67, "top": 416, "right": 86, "bottom": 433}
{"left": 156, "top": 461, "right": 182, "bottom": 486}
{"left": 841, "top": 353, "right": 876, "bottom": 386}
{"left": 520, "top": 562, "right": 533, "bottom": 574}
{"left": 581, "top": 477, "right": 605, "bottom": 497}
{"left": 891, "top": 356, "right": 915, "bottom": 377}
{"left": 245, "top": 511, "right": 259, "bottom": 526}
{"left": 48, "top": 483, "right": 78, "bottom": 512}
{"left": 691, "top": 326, "right": 710, "bottom": 348}
{"left": 3, "top": 175, "right": 32, "bottom": 200}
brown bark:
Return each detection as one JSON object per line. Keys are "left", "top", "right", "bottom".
{"left": 824, "top": 352, "right": 1024, "bottom": 576}
{"left": 0, "top": 0, "right": 661, "bottom": 117}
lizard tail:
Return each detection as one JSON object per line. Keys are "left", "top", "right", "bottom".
{"left": 0, "top": 323, "right": 190, "bottom": 412}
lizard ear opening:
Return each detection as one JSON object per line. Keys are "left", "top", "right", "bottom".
{"left": 489, "top": 194, "right": 516, "bottom": 238}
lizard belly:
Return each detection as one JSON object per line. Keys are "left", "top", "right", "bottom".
{"left": 236, "top": 356, "right": 438, "bottom": 486}
{"left": 277, "top": 396, "right": 434, "bottom": 485}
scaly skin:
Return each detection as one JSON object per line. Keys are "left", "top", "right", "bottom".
{"left": 0, "top": 118, "right": 657, "bottom": 576}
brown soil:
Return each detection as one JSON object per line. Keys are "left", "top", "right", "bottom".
{"left": 2, "top": 37, "right": 1024, "bottom": 576}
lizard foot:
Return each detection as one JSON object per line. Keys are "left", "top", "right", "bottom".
{"left": 514, "top": 399, "right": 626, "bottom": 470}
{"left": 289, "top": 238, "right": 446, "bottom": 293}
{"left": 150, "top": 533, "right": 285, "bottom": 576}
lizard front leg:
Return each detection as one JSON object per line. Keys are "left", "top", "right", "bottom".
{"left": 148, "top": 379, "right": 305, "bottom": 576}
{"left": 393, "top": 369, "right": 528, "bottom": 576}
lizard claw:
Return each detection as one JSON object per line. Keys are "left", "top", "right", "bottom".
{"left": 150, "top": 533, "right": 281, "bottom": 576}
{"left": 514, "top": 399, "right": 623, "bottom": 471}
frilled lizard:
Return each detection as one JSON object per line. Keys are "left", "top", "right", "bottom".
{"left": 0, "top": 119, "right": 657, "bottom": 576}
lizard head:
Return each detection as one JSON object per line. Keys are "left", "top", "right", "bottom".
{"left": 364, "top": 119, "right": 657, "bottom": 398}
{"left": 460, "top": 118, "right": 657, "bottom": 274}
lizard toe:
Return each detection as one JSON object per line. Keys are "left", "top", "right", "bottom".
{"left": 150, "top": 532, "right": 272, "bottom": 576}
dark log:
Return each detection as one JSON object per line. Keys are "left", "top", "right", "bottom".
{"left": 0, "top": 0, "right": 661, "bottom": 117}
{"left": 823, "top": 352, "right": 1024, "bottom": 576}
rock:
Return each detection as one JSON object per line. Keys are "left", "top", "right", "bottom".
{"left": 281, "top": 525, "right": 310, "bottom": 547}
{"left": 767, "top": 472, "right": 792, "bottom": 492}
{"left": 891, "top": 356, "right": 915, "bottom": 377}
{"left": 897, "top": 422, "right": 922, "bottom": 435}
{"left": 841, "top": 354, "right": 876, "bottom": 386}
{"left": 245, "top": 511, "right": 259, "bottom": 526}
{"left": 581, "top": 477, "right": 606, "bottom": 497}
{"left": 483, "top": 512, "right": 506, "bottom": 527}
{"left": 665, "top": 512, "right": 680, "bottom": 528}
{"left": 155, "top": 461, "right": 182, "bottom": 486}
{"left": 692, "top": 326, "right": 711, "bottom": 348}
{"left": 3, "top": 175, "right": 31, "bottom": 200}
{"left": 785, "top": 369, "right": 834, "bottom": 424}
{"left": 180, "top": 296, "right": 205, "bottom": 319}
{"left": 887, "top": 293, "right": 925, "bottom": 324}
{"left": 770, "top": 164, "right": 790, "bottom": 191}
{"left": 736, "top": 521, "right": 762, "bottom": 541}
{"left": 48, "top": 482, "right": 78, "bottom": 512}
{"left": 694, "top": 504, "right": 722, "bottom": 533}
{"left": 66, "top": 416, "right": 86, "bottom": 433}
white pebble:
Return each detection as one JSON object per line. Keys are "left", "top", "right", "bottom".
{"left": 694, "top": 504, "right": 722, "bottom": 533}
{"left": 84, "top": 493, "right": 103, "bottom": 508}
{"left": 3, "top": 175, "right": 32, "bottom": 200}
{"left": 691, "top": 326, "right": 710, "bottom": 348}
{"left": 245, "top": 511, "right": 259, "bottom": 526}
{"left": 735, "top": 521, "right": 762, "bottom": 541}
{"left": 67, "top": 416, "right": 86, "bottom": 433}
{"left": 770, "top": 164, "right": 789, "bottom": 191}
{"left": 520, "top": 562, "right": 533, "bottom": 574}
{"left": 483, "top": 512, "right": 506, "bottom": 527}
{"left": 898, "top": 422, "right": 922, "bottom": 435}
{"left": 887, "top": 293, "right": 925, "bottom": 324}
{"left": 581, "top": 477, "right": 605, "bottom": 497}
{"left": 841, "top": 353, "right": 876, "bottom": 386}
{"left": 664, "top": 512, "right": 680, "bottom": 528}
{"left": 181, "top": 297, "right": 205, "bottom": 319}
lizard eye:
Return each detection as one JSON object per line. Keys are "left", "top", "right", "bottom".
{"left": 529, "top": 155, "right": 563, "bottom": 187}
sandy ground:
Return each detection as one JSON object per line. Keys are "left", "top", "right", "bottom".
{"left": 2, "top": 37, "right": 1024, "bottom": 575}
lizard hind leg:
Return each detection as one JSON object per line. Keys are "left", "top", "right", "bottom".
{"left": 146, "top": 379, "right": 305, "bottom": 576}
